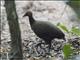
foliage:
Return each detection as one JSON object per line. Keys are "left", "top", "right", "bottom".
{"left": 57, "top": 23, "right": 80, "bottom": 36}
{"left": 57, "top": 23, "right": 69, "bottom": 33}
{"left": 57, "top": 23, "right": 80, "bottom": 58}
{"left": 67, "top": 0, "right": 80, "bottom": 19}
{"left": 63, "top": 44, "right": 73, "bottom": 58}
{"left": 70, "top": 26, "right": 80, "bottom": 36}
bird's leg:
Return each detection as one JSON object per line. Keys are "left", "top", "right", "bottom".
{"left": 44, "top": 41, "right": 52, "bottom": 55}
{"left": 48, "top": 40, "right": 52, "bottom": 49}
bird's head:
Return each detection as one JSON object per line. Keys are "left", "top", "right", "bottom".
{"left": 23, "top": 11, "right": 32, "bottom": 17}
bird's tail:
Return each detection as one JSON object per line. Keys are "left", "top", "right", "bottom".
{"left": 63, "top": 37, "right": 68, "bottom": 43}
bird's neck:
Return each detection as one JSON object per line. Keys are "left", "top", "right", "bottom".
{"left": 28, "top": 16, "right": 35, "bottom": 25}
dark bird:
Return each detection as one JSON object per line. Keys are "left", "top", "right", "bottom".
{"left": 23, "top": 11, "right": 66, "bottom": 48}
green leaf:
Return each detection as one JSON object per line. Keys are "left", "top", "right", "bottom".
{"left": 63, "top": 44, "right": 73, "bottom": 58}
{"left": 71, "top": 26, "right": 80, "bottom": 36}
{"left": 57, "top": 23, "right": 69, "bottom": 33}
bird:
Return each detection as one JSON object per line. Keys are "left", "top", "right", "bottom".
{"left": 23, "top": 11, "right": 66, "bottom": 48}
